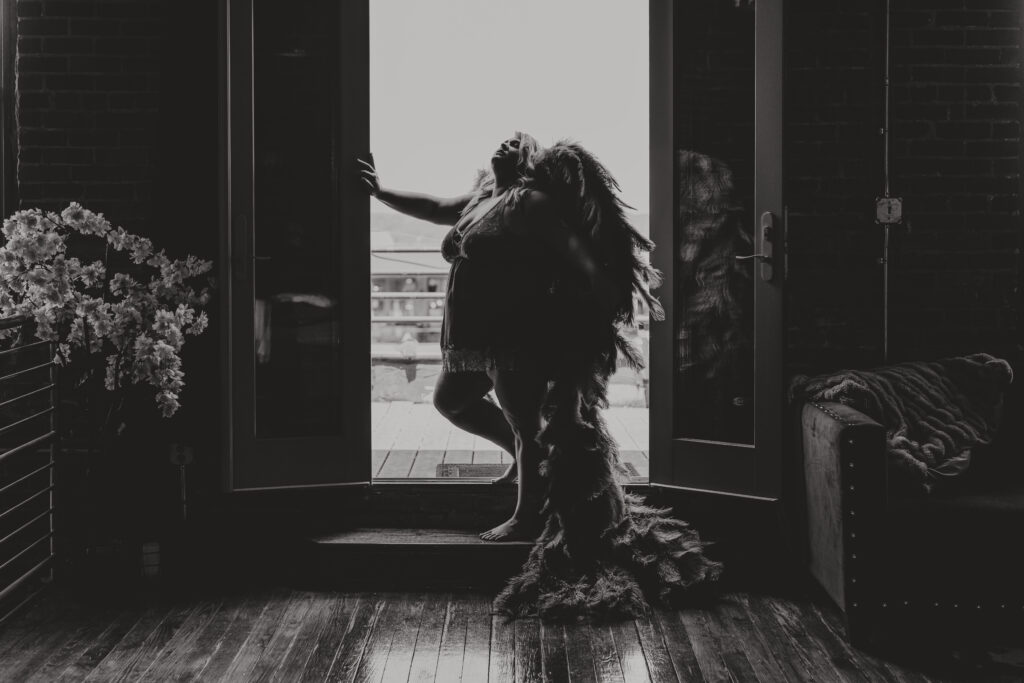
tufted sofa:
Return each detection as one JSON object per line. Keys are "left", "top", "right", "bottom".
{"left": 799, "top": 379, "right": 1024, "bottom": 647}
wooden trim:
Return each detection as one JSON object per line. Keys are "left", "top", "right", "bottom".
{"left": 752, "top": 0, "right": 785, "bottom": 498}
{"left": 0, "top": 0, "right": 15, "bottom": 215}
{"left": 648, "top": 0, "right": 674, "bottom": 486}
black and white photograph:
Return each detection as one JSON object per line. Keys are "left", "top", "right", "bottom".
{"left": 0, "top": 0, "right": 1021, "bottom": 680}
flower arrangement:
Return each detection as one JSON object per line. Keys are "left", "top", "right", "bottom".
{"left": 0, "top": 203, "right": 213, "bottom": 418}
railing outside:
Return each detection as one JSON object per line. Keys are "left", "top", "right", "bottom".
{"left": 0, "top": 316, "right": 56, "bottom": 626}
{"left": 369, "top": 247, "right": 650, "bottom": 481}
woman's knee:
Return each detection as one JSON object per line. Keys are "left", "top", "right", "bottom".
{"left": 432, "top": 370, "right": 490, "bottom": 420}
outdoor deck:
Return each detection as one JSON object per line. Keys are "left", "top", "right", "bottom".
{"left": 371, "top": 402, "right": 649, "bottom": 480}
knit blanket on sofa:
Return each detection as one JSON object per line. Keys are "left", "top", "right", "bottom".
{"left": 789, "top": 353, "right": 1014, "bottom": 493}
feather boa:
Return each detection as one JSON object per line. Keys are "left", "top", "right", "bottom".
{"left": 469, "top": 141, "right": 722, "bottom": 621}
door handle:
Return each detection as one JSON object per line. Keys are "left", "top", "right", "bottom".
{"left": 735, "top": 212, "right": 776, "bottom": 282}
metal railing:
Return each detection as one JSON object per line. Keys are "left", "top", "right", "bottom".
{"left": 0, "top": 316, "right": 56, "bottom": 627}
{"left": 369, "top": 247, "right": 649, "bottom": 366}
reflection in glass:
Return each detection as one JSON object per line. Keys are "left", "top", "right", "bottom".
{"left": 252, "top": 0, "right": 343, "bottom": 437}
{"left": 674, "top": 0, "right": 755, "bottom": 444}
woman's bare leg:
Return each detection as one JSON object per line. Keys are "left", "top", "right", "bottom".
{"left": 432, "top": 369, "right": 517, "bottom": 461}
{"left": 479, "top": 364, "right": 549, "bottom": 542}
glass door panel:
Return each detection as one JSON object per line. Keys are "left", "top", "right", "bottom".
{"left": 225, "top": 0, "right": 370, "bottom": 490}
{"left": 674, "top": 1, "right": 757, "bottom": 446}
{"left": 650, "top": 0, "right": 783, "bottom": 498}
{"left": 252, "top": 0, "right": 344, "bottom": 438}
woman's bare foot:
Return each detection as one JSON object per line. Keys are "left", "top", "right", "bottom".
{"left": 479, "top": 515, "right": 538, "bottom": 542}
{"left": 491, "top": 462, "right": 518, "bottom": 485}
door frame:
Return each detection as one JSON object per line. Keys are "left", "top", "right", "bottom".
{"left": 649, "top": 0, "right": 784, "bottom": 501}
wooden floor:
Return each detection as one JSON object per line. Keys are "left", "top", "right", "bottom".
{"left": 372, "top": 402, "right": 650, "bottom": 480}
{"left": 1, "top": 586, "right": 1018, "bottom": 682}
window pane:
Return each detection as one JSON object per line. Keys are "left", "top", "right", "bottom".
{"left": 674, "top": 0, "right": 756, "bottom": 445}
{"left": 252, "top": 0, "right": 344, "bottom": 438}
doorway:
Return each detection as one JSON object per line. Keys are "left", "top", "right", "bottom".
{"left": 367, "top": 0, "right": 651, "bottom": 482}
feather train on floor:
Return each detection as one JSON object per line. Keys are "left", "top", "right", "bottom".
{"left": 486, "top": 141, "right": 723, "bottom": 622}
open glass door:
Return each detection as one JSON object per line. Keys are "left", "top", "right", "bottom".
{"left": 223, "top": 0, "right": 371, "bottom": 490}
{"left": 649, "top": 0, "right": 784, "bottom": 499}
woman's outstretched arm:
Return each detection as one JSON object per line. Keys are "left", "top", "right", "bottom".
{"left": 358, "top": 158, "right": 473, "bottom": 225}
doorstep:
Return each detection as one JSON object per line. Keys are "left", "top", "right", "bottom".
{"left": 296, "top": 527, "right": 533, "bottom": 591}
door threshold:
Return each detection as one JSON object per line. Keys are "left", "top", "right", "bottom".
{"left": 370, "top": 478, "right": 652, "bottom": 490}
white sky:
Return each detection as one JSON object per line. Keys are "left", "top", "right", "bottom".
{"left": 370, "top": 0, "right": 649, "bottom": 213}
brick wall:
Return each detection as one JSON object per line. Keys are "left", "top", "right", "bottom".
{"left": 890, "top": 2, "right": 1022, "bottom": 361}
{"left": 15, "top": 0, "right": 164, "bottom": 231}
{"left": 786, "top": 0, "right": 1023, "bottom": 374}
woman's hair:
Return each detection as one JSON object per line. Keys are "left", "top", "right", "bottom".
{"left": 460, "top": 131, "right": 542, "bottom": 217}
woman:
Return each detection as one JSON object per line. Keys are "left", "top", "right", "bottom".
{"left": 362, "top": 136, "right": 722, "bottom": 620}
{"left": 359, "top": 132, "right": 610, "bottom": 542}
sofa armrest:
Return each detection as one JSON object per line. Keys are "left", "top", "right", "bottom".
{"left": 801, "top": 401, "right": 887, "bottom": 620}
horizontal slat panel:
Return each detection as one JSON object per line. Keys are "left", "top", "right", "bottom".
{"left": 0, "top": 487, "right": 53, "bottom": 525}
{"left": 0, "top": 407, "right": 53, "bottom": 439}
{"left": 0, "top": 432, "right": 55, "bottom": 465}
{"left": 0, "top": 462, "right": 51, "bottom": 496}
{"left": 0, "top": 384, "right": 54, "bottom": 411}
{"left": 0, "top": 339, "right": 48, "bottom": 358}
{"left": 0, "top": 361, "right": 52, "bottom": 384}
{"left": 0, "top": 330, "right": 55, "bottom": 627}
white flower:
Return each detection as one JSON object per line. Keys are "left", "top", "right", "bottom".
{"left": 0, "top": 203, "right": 213, "bottom": 419}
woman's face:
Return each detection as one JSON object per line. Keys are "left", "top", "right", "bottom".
{"left": 491, "top": 136, "right": 523, "bottom": 175}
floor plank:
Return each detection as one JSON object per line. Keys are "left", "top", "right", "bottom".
{"left": 742, "top": 593, "right": 837, "bottom": 683}
{"left": 540, "top": 622, "right": 569, "bottom": 683}
{"left": 166, "top": 592, "right": 257, "bottom": 683}
{"left": 717, "top": 593, "right": 797, "bottom": 683}
{"left": 392, "top": 404, "right": 434, "bottom": 452}
{"left": 563, "top": 621, "right": 599, "bottom": 683}
{"left": 377, "top": 449, "right": 415, "bottom": 479}
{"left": 678, "top": 609, "right": 732, "bottom": 683}
{"left": 204, "top": 589, "right": 294, "bottom": 682}
{"left": 764, "top": 595, "right": 862, "bottom": 682}
{"left": 321, "top": 595, "right": 385, "bottom": 683}
{"left": 272, "top": 591, "right": 339, "bottom": 681}
{"left": 13, "top": 603, "right": 119, "bottom": 683}
{"left": 408, "top": 450, "right": 445, "bottom": 478}
{"left": 489, "top": 612, "right": 516, "bottom": 683}
{"left": 460, "top": 596, "right": 492, "bottom": 683}
{"left": 23, "top": 602, "right": 123, "bottom": 683}
{"left": 590, "top": 624, "right": 626, "bottom": 683}
{"left": 433, "top": 595, "right": 468, "bottom": 682}
{"left": 609, "top": 619, "right": 652, "bottom": 683}
{"left": 472, "top": 448, "right": 503, "bottom": 464}
{"left": 379, "top": 595, "right": 426, "bottom": 683}
{"left": 634, "top": 611, "right": 679, "bottom": 683}
{"left": 700, "top": 603, "right": 760, "bottom": 683}
{"left": 373, "top": 401, "right": 413, "bottom": 456}
{"left": 653, "top": 607, "right": 704, "bottom": 682}
{"left": 136, "top": 597, "right": 224, "bottom": 682}
{"left": 187, "top": 591, "right": 284, "bottom": 682}
{"left": 514, "top": 617, "right": 543, "bottom": 683}
{"left": 407, "top": 593, "right": 448, "bottom": 682}
{"left": 55, "top": 606, "right": 157, "bottom": 683}
{"left": 246, "top": 591, "right": 318, "bottom": 682}
{"left": 352, "top": 594, "right": 403, "bottom": 683}
{"left": 90, "top": 601, "right": 202, "bottom": 683}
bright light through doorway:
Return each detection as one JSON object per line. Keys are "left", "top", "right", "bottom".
{"left": 369, "top": 0, "right": 650, "bottom": 481}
